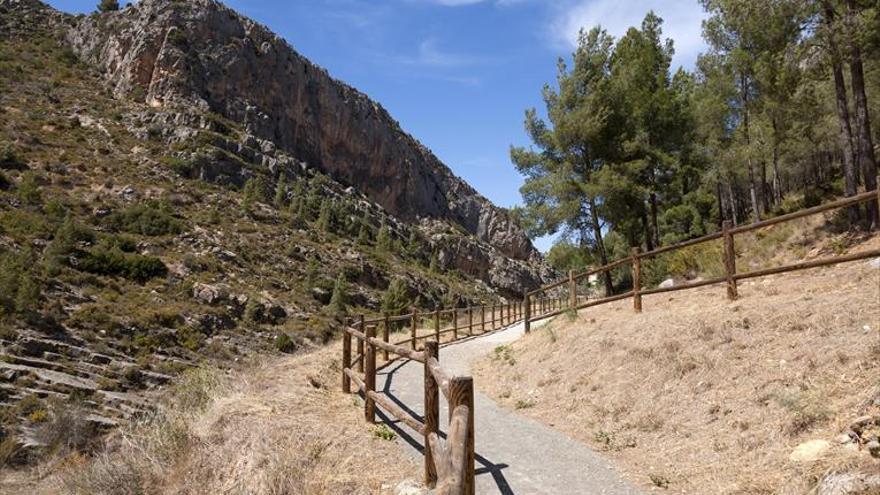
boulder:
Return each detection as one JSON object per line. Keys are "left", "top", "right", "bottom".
{"left": 818, "top": 473, "right": 880, "bottom": 495}
{"left": 659, "top": 278, "right": 675, "bottom": 289}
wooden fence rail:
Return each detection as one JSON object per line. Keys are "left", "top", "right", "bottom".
{"left": 523, "top": 187, "right": 880, "bottom": 332}
{"left": 341, "top": 297, "right": 559, "bottom": 494}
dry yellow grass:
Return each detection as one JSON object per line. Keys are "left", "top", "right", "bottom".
{"left": 2, "top": 345, "right": 419, "bottom": 495}
{"left": 475, "top": 238, "right": 880, "bottom": 494}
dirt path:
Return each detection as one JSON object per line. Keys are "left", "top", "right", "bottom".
{"left": 375, "top": 321, "right": 643, "bottom": 495}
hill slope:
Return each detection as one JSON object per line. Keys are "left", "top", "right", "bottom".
{"left": 475, "top": 238, "right": 880, "bottom": 494}
{"left": 0, "top": 0, "right": 550, "bottom": 466}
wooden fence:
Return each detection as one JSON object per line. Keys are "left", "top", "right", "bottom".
{"left": 341, "top": 187, "right": 879, "bottom": 492}
{"left": 341, "top": 301, "right": 557, "bottom": 494}
{"left": 523, "top": 188, "right": 880, "bottom": 332}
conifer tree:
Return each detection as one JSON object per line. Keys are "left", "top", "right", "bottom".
{"left": 329, "top": 273, "right": 348, "bottom": 315}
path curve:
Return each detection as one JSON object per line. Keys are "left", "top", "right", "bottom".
{"left": 375, "top": 321, "right": 644, "bottom": 495}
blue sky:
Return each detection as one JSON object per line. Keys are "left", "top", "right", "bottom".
{"left": 47, "top": 0, "right": 707, "bottom": 251}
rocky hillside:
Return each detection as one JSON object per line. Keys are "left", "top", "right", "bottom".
{"left": 0, "top": 0, "right": 550, "bottom": 465}
{"left": 64, "top": 0, "right": 540, "bottom": 267}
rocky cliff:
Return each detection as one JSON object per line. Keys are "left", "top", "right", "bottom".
{"left": 60, "top": 0, "right": 540, "bottom": 267}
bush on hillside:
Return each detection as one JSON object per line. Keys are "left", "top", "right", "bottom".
{"left": 78, "top": 246, "right": 167, "bottom": 283}
{"left": 0, "top": 250, "right": 42, "bottom": 316}
{"left": 105, "top": 203, "right": 183, "bottom": 236}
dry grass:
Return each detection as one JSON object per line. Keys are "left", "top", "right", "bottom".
{"left": 475, "top": 236, "right": 880, "bottom": 495}
{"left": 1, "top": 345, "right": 419, "bottom": 495}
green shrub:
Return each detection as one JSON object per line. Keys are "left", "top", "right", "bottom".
{"left": 78, "top": 247, "right": 167, "bottom": 282}
{"left": 105, "top": 203, "right": 183, "bottom": 236}
{"left": 0, "top": 250, "right": 41, "bottom": 314}
{"left": 274, "top": 333, "right": 296, "bottom": 353}
{"left": 16, "top": 172, "right": 41, "bottom": 206}
{"left": 0, "top": 142, "right": 24, "bottom": 169}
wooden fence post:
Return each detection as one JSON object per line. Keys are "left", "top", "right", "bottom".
{"left": 449, "top": 376, "right": 475, "bottom": 495}
{"left": 434, "top": 309, "right": 440, "bottom": 343}
{"left": 569, "top": 270, "right": 577, "bottom": 309}
{"left": 411, "top": 308, "right": 419, "bottom": 351}
{"left": 453, "top": 307, "right": 458, "bottom": 340}
{"left": 423, "top": 341, "right": 439, "bottom": 488}
{"left": 481, "top": 305, "right": 486, "bottom": 332}
{"left": 357, "top": 315, "right": 365, "bottom": 373}
{"left": 342, "top": 330, "right": 351, "bottom": 393}
{"left": 383, "top": 313, "right": 390, "bottom": 361}
{"left": 468, "top": 307, "right": 473, "bottom": 336}
{"left": 723, "top": 220, "right": 738, "bottom": 300}
{"left": 632, "top": 247, "right": 642, "bottom": 313}
{"left": 364, "top": 324, "right": 376, "bottom": 423}
{"left": 524, "top": 293, "right": 531, "bottom": 333}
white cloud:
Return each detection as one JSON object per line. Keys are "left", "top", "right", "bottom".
{"left": 551, "top": 0, "right": 707, "bottom": 69}
{"left": 399, "top": 37, "right": 483, "bottom": 68}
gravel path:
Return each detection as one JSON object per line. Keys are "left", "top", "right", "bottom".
{"left": 374, "top": 321, "right": 644, "bottom": 495}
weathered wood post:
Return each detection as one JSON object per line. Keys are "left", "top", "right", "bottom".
{"left": 723, "top": 220, "right": 738, "bottom": 300}
{"left": 524, "top": 293, "right": 531, "bottom": 333}
{"left": 423, "top": 341, "right": 440, "bottom": 488}
{"left": 364, "top": 324, "right": 376, "bottom": 423}
{"left": 357, "top": 315, "right": 365, "bottom": 373}
{"left": 569, "top": 270, "right": 577, "bottom": 309}
{"left": 449, "top": 376, "right": 475, "bottom": 495}
{"left": 481, "top": 305, "right": 486, "bottom": 332}
{"left": 411, "top": 308, "right": 419, "bottom": 351}
{"left": 468, "top": 306, "right": 474, "bottom": 336}
{"left": 631, "top": 247, "right": 642, "bottom": 313}
{"left": 383, "top": 313, "right": 390, "bottom": 361}
{"left": 452, "top": 307, "right": 458, "bottom": 340}
{"left": 434, "top": 309, "right": 441, "bottom": 343}
{"left": 342, "top": 329, "right": 351, "bottom": 393}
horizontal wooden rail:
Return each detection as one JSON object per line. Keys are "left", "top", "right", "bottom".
{"left": 730, "top": 189, "right": 877, "bottom": 235}
{"left": 370, "top": 336, "right": 424, "bottom": 362}
{"left": 733, "top": 248, "right": 880, "bottom": 281}
{"left": 640, "top": 231, "right": 723, "bottom": 259}
{"left": 344, "top": 368, "right": 365, "bottom": 392}
{"left": 639, "top": 275, "right": 728, "bottom": 296}
{"left": 367, "top": 390, "right": 426, "bottom": 435}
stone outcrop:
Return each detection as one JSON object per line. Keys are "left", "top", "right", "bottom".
{"left": 61, "top": 0, "right": 541, "bottom": 267}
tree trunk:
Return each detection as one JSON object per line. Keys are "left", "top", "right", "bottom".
{"left": 726, "top": 177, "right": 738, "bottom": 226}
{"left": 650, "top": 191, "right": 660, "bottom": 247}
{"left": 846, "top": 0, "right": 879, "bottom": 229}
{"left": 641, "top": 204, "right": 654, "bottom": 252}
{"left": 825, "top": 2, "right": 861, "bottom": 224}
{"left": 771, "top": 119, "right": 783, "bottom": 206}
{"left": 588, "top": 197, "right": 614, "bottom": 296}
{"left": 740, "top": 74, "right": 761, "bottom": 223}
{"left": 760, "top": 159, "right": 770, "bottom": 214}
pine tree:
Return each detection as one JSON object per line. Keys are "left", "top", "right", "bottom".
{"left": 429, "top": 251, "right": 440, "bottom": 273}
{"left": 357, "top": 216, "right": 371, "bottom": 245}
{"left": 97, "top": 0, "right": 119, "bottom": 13}
{"left": 242, "top": 177, "right": 267, "bottom": 212}
{"left": 273, "top": 174, "right": 288, "bottom": 208}
{"left": 376, "top": 222, "right": 392, "bottom": 252}
{"left": 317, "top": 199, "right": 333, "bottom": 232}
{"left": 381, "top": 279, "right": 410, "bottom": 316}
{"left": 329, "top": 273, "right": 348, "bottom": 315}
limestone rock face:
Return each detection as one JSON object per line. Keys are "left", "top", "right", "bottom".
{"left": 62, "top": 0, "right": 542, "bottom": 270}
